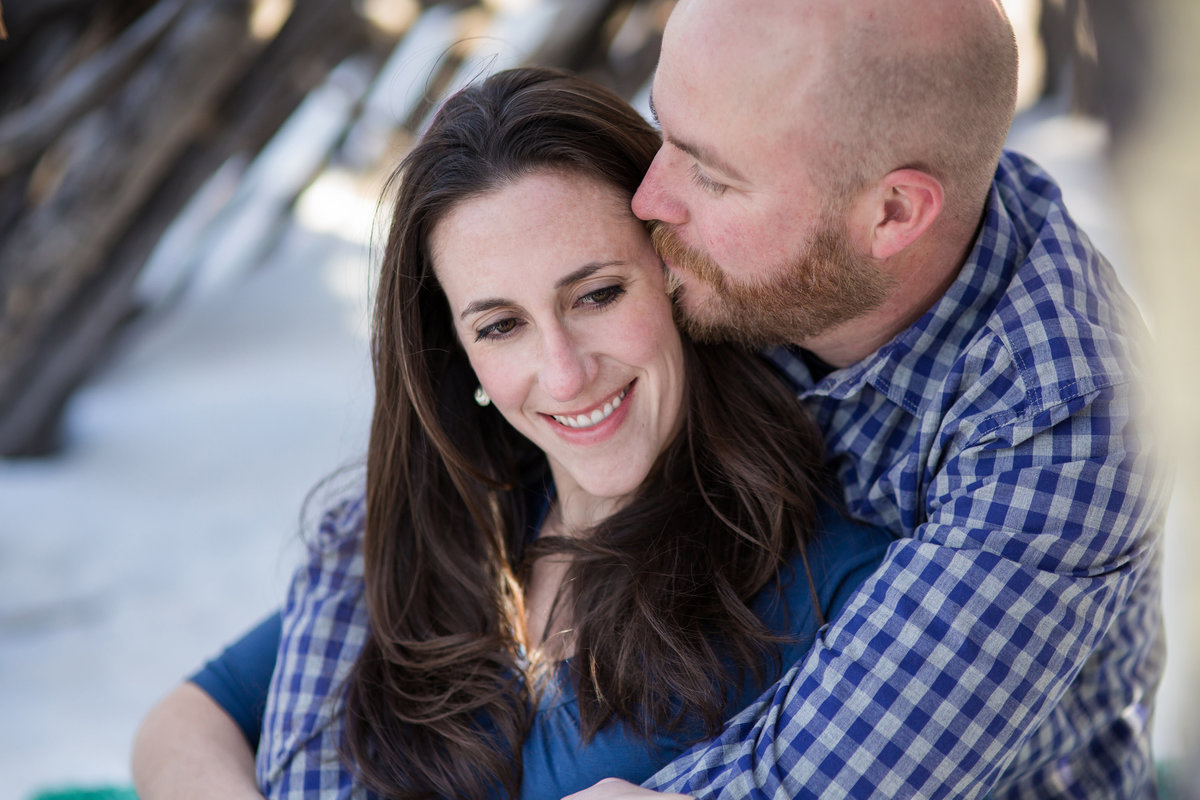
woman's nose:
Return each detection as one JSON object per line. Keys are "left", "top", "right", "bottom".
{"left": 538, "top": 327, "right": 591, "bottom": 403}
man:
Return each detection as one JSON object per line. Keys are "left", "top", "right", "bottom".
{"left": 133, "top": 0, "right": 1166, "bottom": 797}
{"left": 577, "top": 0, "right": 1165, "bottom": 796}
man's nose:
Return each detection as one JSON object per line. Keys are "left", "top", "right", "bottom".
{"left": 633, "top": 149, "right": 688, "bottom": 226}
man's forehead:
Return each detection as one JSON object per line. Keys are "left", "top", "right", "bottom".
{"left": 658, "top": 0, "right": 827, "bottom": 104}
{"left": 652, "top": 9, "right": 826, "bottom": 175}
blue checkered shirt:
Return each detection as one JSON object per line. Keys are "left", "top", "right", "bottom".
{"left": 258, "top": 496, "right": 368, "bottom": 799}
{"left": 641, "top": 150, "right": 1167, "bottom": 798}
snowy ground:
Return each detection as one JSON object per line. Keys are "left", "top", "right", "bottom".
{"left": 0, "top": 104, "right": 1190, "bottom": 800}
{"left": 0, "top": 184, "right": 377, "bottom": 799}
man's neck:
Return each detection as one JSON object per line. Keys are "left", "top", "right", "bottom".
{"left": 802, "top": 246, "right": 969, "bottom": 368}
{"left": 800, "top": 309, "right": 915, "bottom": 369}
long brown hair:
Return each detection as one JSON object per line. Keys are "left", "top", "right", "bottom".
{"left": 342, "top": 67, "right": 829, "bottom": 800}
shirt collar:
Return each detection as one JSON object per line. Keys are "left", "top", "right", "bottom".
{"left": 767, "top": 150, "right": 1042, "bottom": 414}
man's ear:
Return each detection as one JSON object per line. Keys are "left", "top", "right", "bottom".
{"left": 857, "top": 169, "right": 944, "bottom": 261}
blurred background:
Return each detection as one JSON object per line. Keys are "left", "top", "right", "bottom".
{"left": 0, "top": 0, "right": 1196, "bottom": 798}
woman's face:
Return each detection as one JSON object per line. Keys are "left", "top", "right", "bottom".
{"left": 431, "top": 170, "right": 686, "bottom": 509}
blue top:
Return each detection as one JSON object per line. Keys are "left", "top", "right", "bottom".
{"left": 519, "top": 503, "right": 890, "bottom": 799}
{"left": 191, "top": 612, "right": 282, "bottom": 746}
{"left": 228, "top": 492, "right": 890, "bottom": 799}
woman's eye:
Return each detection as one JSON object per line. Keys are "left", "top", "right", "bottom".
{"left": 475, "top": 317, "right": 520, "bottom": 342}
{"left": 578, "top": 285, "right": 626, "bottom": 308}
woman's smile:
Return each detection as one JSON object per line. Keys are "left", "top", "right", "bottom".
{"left": 548, "top": 381, "right": 632, "bottom": 430}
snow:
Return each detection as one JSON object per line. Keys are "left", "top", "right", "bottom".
{"left": 0, "top": 199, "right": 374, "bottom": 799}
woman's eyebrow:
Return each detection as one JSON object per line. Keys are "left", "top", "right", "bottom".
{"left": 460, "top": 261, "right": 625, "bottom": 319}
{"left": 554, "top": 261, "right": 623, "bottom": 290}
{"left": 460, "top": 298, "right": 509, "bottom": 319}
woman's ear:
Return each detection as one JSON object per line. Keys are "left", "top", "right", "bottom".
{"left": 857, "top": 169, "right": 944, "bottom": 261}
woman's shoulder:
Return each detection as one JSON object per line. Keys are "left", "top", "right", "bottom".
{"left": 263, "top": 491, "right": 370, "bottom": 797}
{"left": 272, "top": 490, "right": 370, "bottom": 716}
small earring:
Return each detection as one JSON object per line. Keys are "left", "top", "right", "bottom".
{"left": 473, "top": 386, "right": 491, "bottom": 407}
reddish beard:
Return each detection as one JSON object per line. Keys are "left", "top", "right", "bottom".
{"left": 649, "top": 220, "right": 895, "bottom": 348}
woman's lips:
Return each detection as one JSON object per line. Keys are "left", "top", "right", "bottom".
{"left": 549, "top": 383, "right": 631, "bottom": 429}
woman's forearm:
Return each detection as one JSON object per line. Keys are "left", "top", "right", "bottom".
{"left": 132, "top": 682, "right": 264, "bottom": 800}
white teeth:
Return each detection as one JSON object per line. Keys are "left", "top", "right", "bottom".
{"left": 553, "top": 387, "right": 628, "bottom": 429}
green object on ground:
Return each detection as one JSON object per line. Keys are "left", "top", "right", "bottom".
{"left": 27, "top": 787, "right": 137, "bottom": 800}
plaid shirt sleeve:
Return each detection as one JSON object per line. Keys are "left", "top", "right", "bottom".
{"left": 643, "top": 373, "right": 1165, "bottom": 799}
{"left": 256, "top": 496, "right": 376, "bottom": 800}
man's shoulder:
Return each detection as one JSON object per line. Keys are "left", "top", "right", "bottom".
{"left": 280, "top": 486, "right": 368, "bottom": 615}
{"left": 313, "top": 490, "right": 367, "bottom": 545}
{"left": 279, "top": 490, "right": 369, "bottom": 671}
{"left": 302, "top": 484, "right": 367, "bottom": 565}
{"left": 960, "top": 151, "right": 1148, "bottom": 413}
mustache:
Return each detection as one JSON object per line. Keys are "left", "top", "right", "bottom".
{"left": 663, "top": 264, "right": 683, "bottom": 297}
{"left": 648, "top": 221, "right": 724, "bottom": 290}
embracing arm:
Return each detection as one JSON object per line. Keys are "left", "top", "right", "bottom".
{"left": 617, "top": 382, "right": 1165, "bottom": 799}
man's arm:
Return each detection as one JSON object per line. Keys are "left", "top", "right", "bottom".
{"left": 627, "top": 383, "right": 1165, "bottom": 798}
{"left": 131, "top": 682, "right": 264, "bottom": 800}
{"left": 257, "top": 497, "right": 370, "bottom": 798}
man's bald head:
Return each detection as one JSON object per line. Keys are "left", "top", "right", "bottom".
{"left": 664, "top": 0, "right": 1018, "bottom": 223}
{"left": 635, "top": 0, "right": 1019, "bottom": 360}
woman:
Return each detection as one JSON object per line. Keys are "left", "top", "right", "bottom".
{"left": 134, "top": 67, "right": 890, "bottom": 800}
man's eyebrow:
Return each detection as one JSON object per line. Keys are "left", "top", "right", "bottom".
{"left": 458, "top": 263, "right": 622, "bottom": 320}
{"left": 673, "top": 137, "right": 746, "bottom": 183}
{"left": 647, "top": 88, "right": 746, "bottom": 183}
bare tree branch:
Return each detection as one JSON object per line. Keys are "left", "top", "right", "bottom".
{"left": 0, "top": 0, "right": 187, "bottom": 177}
{"left": 0, "top": 0, "right": 264, "bottom": 453}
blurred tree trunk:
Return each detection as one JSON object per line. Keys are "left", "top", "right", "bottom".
{"left": 0, "top": 0, "right": 386, "bottom": 456}
{"left": 0, "top": 0, "right": 664, "bottom": 457}
{"left": 1038, "top": 0, "right": 1151, "bottom": 145}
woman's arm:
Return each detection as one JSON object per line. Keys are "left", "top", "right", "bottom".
{"left": 132, "top": 612, "right": 283, "bottom": 800}
{"left": 131, "top": 682, "right": 264, "bottom": 800}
